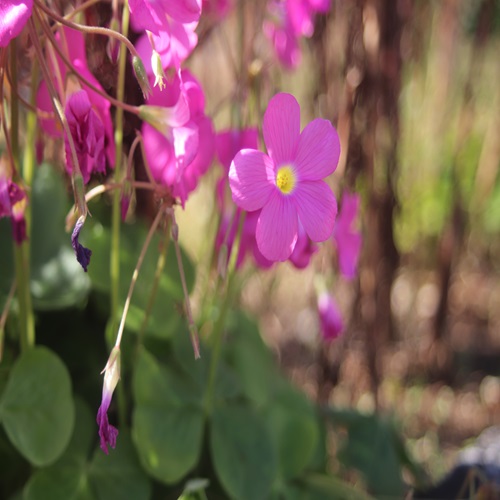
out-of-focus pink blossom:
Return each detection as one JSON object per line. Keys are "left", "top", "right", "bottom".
{"left": 289, "top": 222, "right": 318, "bottom": 269}
{"left": 214, "top": 128, "right": 272, "bottom": 270}
{"left": 264, "top": 1, "right": 301, "bottom": 69}
{"left": 333, "top": 192, "right": 362, "bottom": 280}
{"left": 216, "top": 210, "right": 274, "bottom": 270}
{"left": 317, "top": 292, "right": 343, "bottom": 341}
{"left": 0, "top": 0, "right": 33, "bottom": 47}
{"left": 142, "top": 70, "right": 214, "bottom": 206}
{"left": 264, "top": 0, "right": 331, "bottom": 68}
{"left": 202, "top": 0, "right": 232, "bottom": 19}
{"left": 0, "top": 176, "right": 27, "bottom": 245}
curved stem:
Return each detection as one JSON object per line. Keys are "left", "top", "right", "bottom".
{"left": 34, "top": 0, "right": 140, "bottom": 61}
{"left": 34, "top": 8, "right": 138, "bottom": 115}
{"left": 114, "top": 206, "right": 165, "bottom": 349}
{"left": 169, "top": 210, "right": 200, "bottom": 359}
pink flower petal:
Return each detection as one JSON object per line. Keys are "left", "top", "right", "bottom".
{"left": 0, "top": 0, "right": 33, "bottom": 47}
{"left": 318, "top": 292, "right": 343, "bottom": 341}
{"left": 293, "top": 181, "right": 337, "bottom": 242}
{"left": 229, "top": 150, "right": 275, "bottom": 211}
{"left": 256, "top": 192, "right": 298, "bottom": 261}
{"left": 162, "top": 0, "right": 201, "bottom": 24}
{"left": 294, "top": 118, "right": 340, "bottom": 181}
{"left": 216, "top": 128, "right": 259, "bottom": 171}
{"left": 263, "top": 93, "right": 300, "bottom": 166}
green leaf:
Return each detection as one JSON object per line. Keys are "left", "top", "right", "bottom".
{"left": 89, "top": 434, "right": 152, "bottom": 500}
{"left": 224, "top": 312, "right": 278, "bottom": 407}
{"left": 0, "top": 347, "right": 74, "bottom": 466}
{"left": 132, "top": 348, "right": 204, "bottom": 484}
{"left": 24, "top": 399, "right": 152, "bottom": 500}
{"left": 279, "top": 474, "right": 374, "bottom": 500}
{"left": 264, "top": 384, "right": 319, "bottom": 480}
{"left": 327, "top": 409, "right": 405, "bottom": 497}
{"left": 210, "top": 404, "right": 277, "bottom": 500}
{"left": 85, "top": 222, "right": 194, "bottom": 339}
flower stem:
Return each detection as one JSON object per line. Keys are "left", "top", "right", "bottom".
{"left": 109, "top": 0, "right": 130, "bottom": 341}
{"left": 10, "top": 41, "right": 35, "bottom": 351}
{"left": 203, "top": 213, "right": 245, "bottom": 416}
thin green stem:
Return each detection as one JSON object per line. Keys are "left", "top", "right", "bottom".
{"left": 0, "top": 280, "right": 17, "bottom": 362}
{"left": 170, "top": 210, "right": 200, "bottom": 359}
{"left": 203, "top": 213, "right": 245, "bottom": 416}
{"left": 10, "top": 41, "right": 35, "bottom": 351}
{"left": 109, "top": 0, "right": 130, "bottom": 341}
{"left": 114, "top": 207, "right": 165, "bottom": 349}
{"left": 136, "top": 220, "right": 170, "bottom": 350}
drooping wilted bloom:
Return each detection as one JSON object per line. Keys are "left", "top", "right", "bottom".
{"left": 36, "top": 27, "right": 115, "bottom": 171}
{"left": 229, "top": 93, "right": 340, "bottom": 262}
{"left": 333, "top": 192, "right": 362, "bottom": 280}
{"left": 71, "top": 215, "right": 92, "bottom": 272}
{"left": 0, "top": 175, "right": 27, "bottom": 245}
{"left": 0, "top": 0, "right": 33, "bottom": 47}
{"left": 97, "top": 347, "right": 120, "bottom": 454}
{"left": 64, "top": 90, "right": 107, "bottom": 185}
{"left": 317, "top": 292, "right": 343, "bottom": 341}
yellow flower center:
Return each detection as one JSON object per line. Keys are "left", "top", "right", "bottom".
{"left": 276, "top": 165, "right": 296, "bottom": 195}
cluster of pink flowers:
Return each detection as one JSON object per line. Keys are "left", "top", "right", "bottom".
{"left": 0, "top": 0, "right": 363, "bottom": 455}
{"left": 264, "top": 0, "right": 331, "bottom": 68}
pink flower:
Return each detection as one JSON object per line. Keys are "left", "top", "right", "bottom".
{"left": 36, "top": 28, "right": 115, "bottom": 171}
{"left": 215, "top": 128, "right": 274, "bottom": 270}
{"left": 317, "top": 292, "right": 343, "bottom": 341}
{"left": 289, "top": 222, "right": 318, "bottom": 269}
{"left": 333, "top": 192, "right": 362, "bottom": 280}
{"left": 0, "top": 0, "right": 33, "bottom": 47}
{"left": 142, "top": 70, "right": 214, "bottom": 206}
{"left": 264, "top": 0, "right": 331, "bottom": 68}
{"left": 216, "top": 210, "right": 274, "bottom": 270}
{"left": 264, "top": 1, "right": 301, "bottom": 68}
{"left": 229, "top": 92, "right": 340, "bottom": 262}
{"left": 129, "top": 0, "right": 201, "bottom": 35}
{"left": 0, "top": 176, "right": 27, "bottom": 244}
{"left": 202, "top": 0, "right": 232, "bottom": 19}
{"left": 97, "top": 347, "right": 120, "bottom": 454}
{"left": 64, "top": 90, "right": 107, "bottom": 184}
{"left": 131, "top": 0, "right": 201, "bottom": 72}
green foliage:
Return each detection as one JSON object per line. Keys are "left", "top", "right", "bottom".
{"left": 132, "top": 348, "right": 205, "bottom": 484}
{"left": 210, "top": 404, "right": 277, "bottom": 500}
{"left": 24, "top": 399, "right": 151, "bottom": 500}
{"left": 0, "top": 347, "right": 74, "bottom": 467}
{"left": 0, "top": 164, "right": 91, "bottom": 309}
{"left": 84, "top": 221, "right": 194, "bottom": 339}
{"left": 327, "top": 408, "right": 424, "bottom": 498}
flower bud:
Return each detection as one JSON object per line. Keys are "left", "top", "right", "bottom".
{"left": 151, "top": 49, "right": 166, "bottom": 91}
{"left": 132, "top": 55, "right": 152, "bottom": 99}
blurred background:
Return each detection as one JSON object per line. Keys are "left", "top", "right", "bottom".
{"left": 183, "top": 0, "right": 500, "bottom": 482}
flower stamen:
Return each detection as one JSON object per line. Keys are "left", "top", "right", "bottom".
{"left": 276, "top": 165, "right": 296, "bottom": 194}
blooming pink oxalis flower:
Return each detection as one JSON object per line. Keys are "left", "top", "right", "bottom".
{"left": 229, "top": 93, "right": 340, "bottom": 262}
